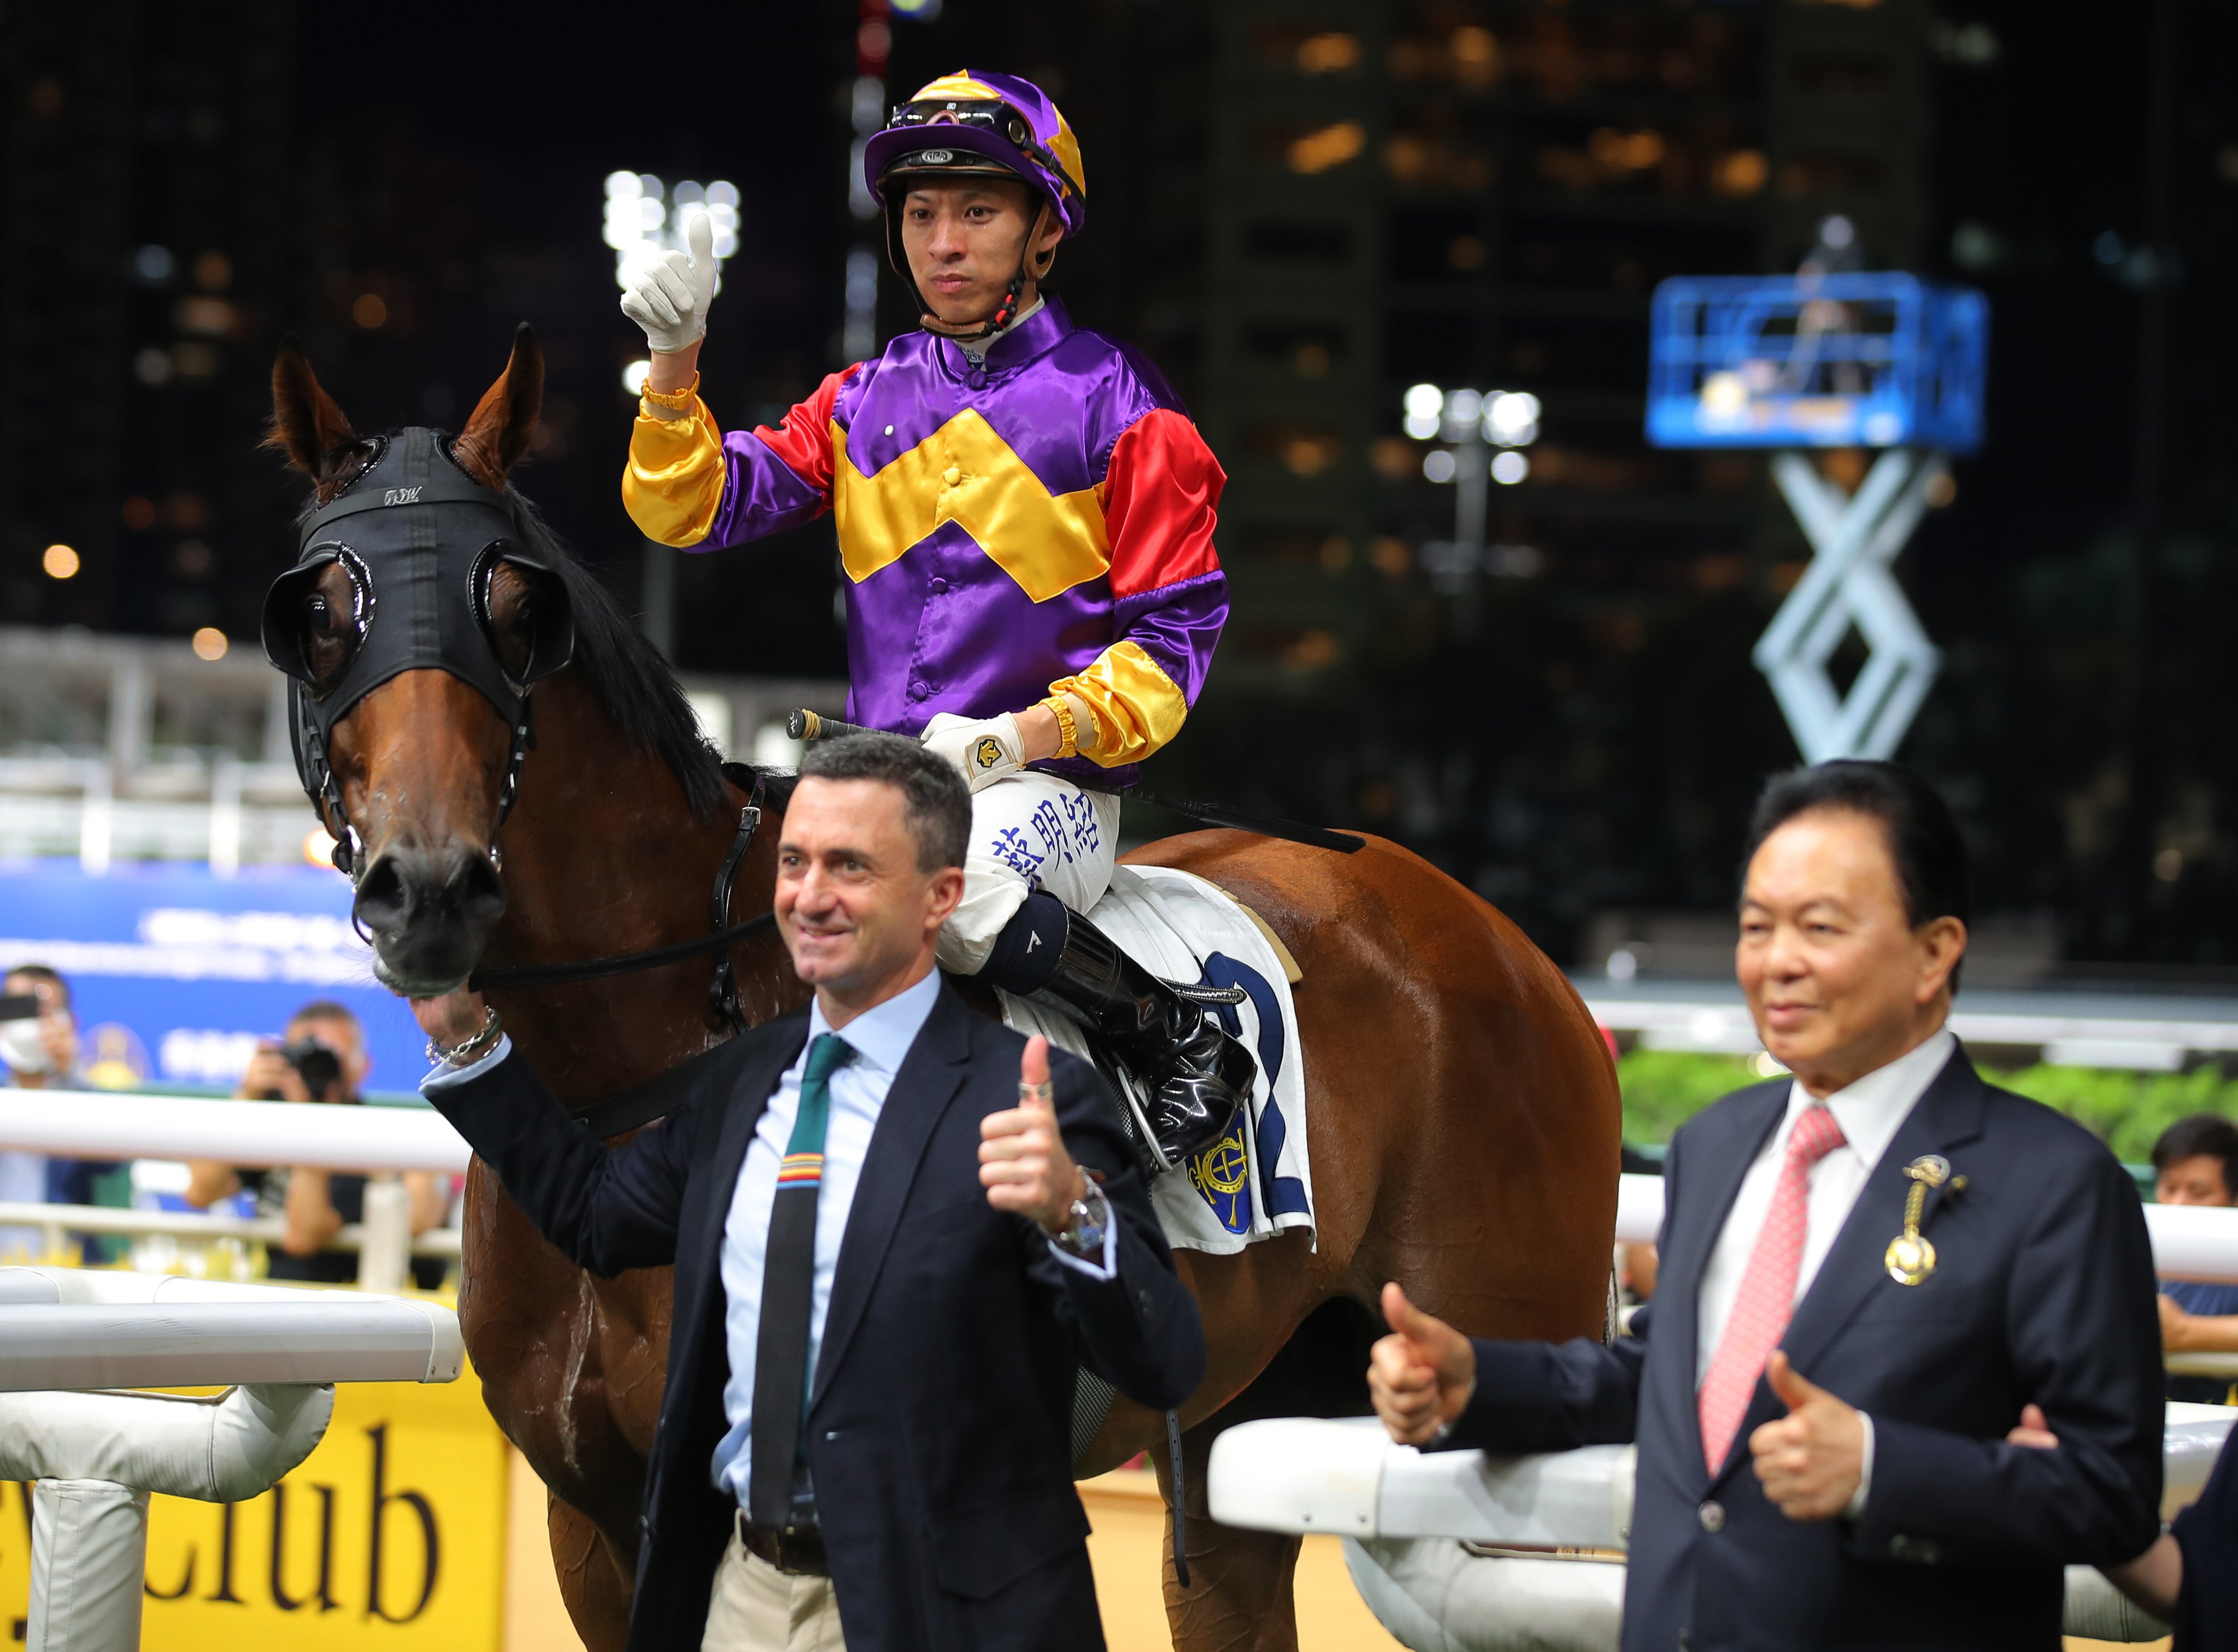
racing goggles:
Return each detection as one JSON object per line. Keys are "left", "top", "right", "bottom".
{"left": 884, "top": 98, "right": 1083, "bottom": 202}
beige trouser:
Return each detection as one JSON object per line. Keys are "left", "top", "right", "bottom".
{"left": 701, "top": 1531, "right": 846, "bottom": 1652}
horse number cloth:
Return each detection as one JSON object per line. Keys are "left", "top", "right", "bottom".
{"left": 997, "top": 866, "right": 1314, "bottom": 1256}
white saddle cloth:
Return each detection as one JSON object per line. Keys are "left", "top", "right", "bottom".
{"left": 997, "top": 865, "right": 1316, "bottom": 1256}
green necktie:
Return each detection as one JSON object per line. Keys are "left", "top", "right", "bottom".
{"left": 747, "top": 1033, "right": 854, "bottom": 1530}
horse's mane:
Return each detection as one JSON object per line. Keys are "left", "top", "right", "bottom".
{"left": 502, "top": 489, "right": 733, "bottom": 821}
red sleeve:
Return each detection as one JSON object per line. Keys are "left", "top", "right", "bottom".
{"left": 1100, "top": 408, "right": 1226, "bottom": 599}
{"left": 750, "top": 365, "right": 860, "bottom": 497}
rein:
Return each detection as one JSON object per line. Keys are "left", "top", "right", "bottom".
{"left": 468, "top": 769, "right": 772, "bottom": 1038}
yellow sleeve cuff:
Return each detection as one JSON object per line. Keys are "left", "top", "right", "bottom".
{"left": 1049, "top": 642, "right": 1189, "bottom": 768}
{"left": 621, "top": 395, "right": 726, "bottom": 548}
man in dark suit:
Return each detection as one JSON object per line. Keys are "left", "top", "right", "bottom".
{"left": 1368, "top": 760, "right": 2164, "bottom": 1651}
{"left": 410, "top": 732, "right": 1203, "bottom": 1652}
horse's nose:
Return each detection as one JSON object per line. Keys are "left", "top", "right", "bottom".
{"left": 354, "top": 842, "right": 507, "bottom": 948}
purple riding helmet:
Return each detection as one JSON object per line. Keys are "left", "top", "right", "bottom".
{"left": 862, "top": 70, "right": 1088, "bottom": 336}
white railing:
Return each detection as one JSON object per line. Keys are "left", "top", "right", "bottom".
{"left": 0, "top": 1090, "right": 472, "bottom": 1291}
{"left": 1211, "top": 1407, "right": 2232, "bottom": 1649}
{"left": 0, "top": 1199, "right": 462, "bottom": 1294}
{"left": 0, "top": 1266, "right": 461, "bottom": 1652}
{"left": 0, "top": 1090, "right": 471, "bottom": 1172}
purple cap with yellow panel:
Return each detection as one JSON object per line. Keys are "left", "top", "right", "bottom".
{"left": 864, "top": 70, "right": 1088, "bottom": 238}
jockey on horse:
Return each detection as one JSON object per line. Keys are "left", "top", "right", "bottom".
{"left": 617, "top": 70, "right": 1254, "bottom": 1170}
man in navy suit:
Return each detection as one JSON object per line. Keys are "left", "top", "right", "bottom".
{"left": 1369, "top": 761, "right": 2163, "bottom": 1651}
{"left": 410, "top": 732, "right": 1203, "bottom": 1652}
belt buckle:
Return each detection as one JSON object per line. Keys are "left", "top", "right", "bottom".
{"left": 737, "top": 1509, "right": 819, "bottom": 1576}
{"left": 776, "top": 1522, "right": 822, "bottom": 1577}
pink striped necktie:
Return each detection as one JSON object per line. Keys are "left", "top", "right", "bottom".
{"left": 1697, "top": 1102, "right": 1847, "bottom": 1474}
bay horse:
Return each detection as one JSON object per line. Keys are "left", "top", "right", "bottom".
{"left": 263, "top": 329, "right": 1621, "bottom": 1651}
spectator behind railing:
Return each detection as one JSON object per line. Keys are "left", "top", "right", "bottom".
{"left": 2154, "top": 1113, "right": 2238, "bottom": 1405}
{"left": 0, "top": 964, "right": 119, "bottom": 1261}
{"left": 184, "top": 1000, "right": 451, "bottom": 1287}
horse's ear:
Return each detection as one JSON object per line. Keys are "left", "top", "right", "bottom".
{"left": 453, "top": 323, "right": 544, "bottom": 489}
{"left": 265, "top": 336, "right": 372, "bottom": 498}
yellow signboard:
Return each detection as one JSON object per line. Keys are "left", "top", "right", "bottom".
{"left": 1, "top": 1372, "right": 509, "bottom": 1650}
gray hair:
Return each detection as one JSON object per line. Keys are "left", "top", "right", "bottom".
{"left": 796, "top": 731, "right": 971, "bottom": 873}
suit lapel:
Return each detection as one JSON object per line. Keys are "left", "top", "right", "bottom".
{"left": 810, "top": 985, "right": 972, "bottom": 1409}
{"left": 1773, "top": 1045, "right": 1986, "bottom": 1380}
{"left": 1665, "top": 1084, "right": 1788, "bottom": 1480}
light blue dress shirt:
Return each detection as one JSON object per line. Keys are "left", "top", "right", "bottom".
{"left": 707, "top": 970, "right": 1118, "bottom": 1507}
{"left": 422, "top": 971, "right": 1117, "bottom": 1514}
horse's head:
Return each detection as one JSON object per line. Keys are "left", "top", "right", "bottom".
{"left": 262, "top": 327, "right": 574, "bottom": 993}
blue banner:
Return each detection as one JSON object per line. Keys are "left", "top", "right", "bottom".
{"left": 0, "top": 858, "right": 426, "bottom": 1100}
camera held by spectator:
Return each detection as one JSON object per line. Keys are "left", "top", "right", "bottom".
{"left": 187, "top": 1001, "right": 450, "bottom": 1287}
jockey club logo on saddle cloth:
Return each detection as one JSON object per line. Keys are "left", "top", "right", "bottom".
{"left": 1185, "top": 952, "right": 1302, "bottom": 1236}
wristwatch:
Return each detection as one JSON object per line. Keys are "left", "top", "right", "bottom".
{"left": 1054, "top": 1181, "right": 1111, "bottom": 1261}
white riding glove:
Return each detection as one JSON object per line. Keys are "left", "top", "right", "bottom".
{"left": 921, "top": 712, "right": 1026, "bottom": 793}
{"left": 619, "top": 210, "right": 718, "bottom": 355}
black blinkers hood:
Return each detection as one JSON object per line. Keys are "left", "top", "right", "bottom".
{"left": 261, "top": 426, "right": 575, "bottom": 812}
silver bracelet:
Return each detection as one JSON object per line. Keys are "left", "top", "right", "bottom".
{"left": 426, "top": 1006, "right": 503, "bottom": 1069}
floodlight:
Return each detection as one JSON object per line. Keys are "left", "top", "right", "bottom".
{"left": 1484, "top": 390, "right": 1540, "bottom": 446}
{"left": 1491, "top": 451, "right": 1529, "bottom": 485}
{"left": 1403, "top": 383, "right": 1444, "bottom": 421}
{"left": 1423, "top": 449, "right": 1458, "bottom": 484}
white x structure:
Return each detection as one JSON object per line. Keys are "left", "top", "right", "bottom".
{"left": 1752, "top": 448, "right": 1947, "bottom": 763}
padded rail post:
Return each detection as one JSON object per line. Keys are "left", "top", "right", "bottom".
{"left": 0, "top": 1268, "right": 461, "bottom": 1647}
{"left": 28, "top": 1479, "right": 147, "bottom": 1652}
{"left": 357, "top": 1176, "right": 412, "bottom": 1293}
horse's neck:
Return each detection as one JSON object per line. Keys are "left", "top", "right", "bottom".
{"left": 481, "top": 672, "right": 784, "bottom": 1103}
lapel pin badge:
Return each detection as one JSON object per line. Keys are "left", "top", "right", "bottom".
{"left": 1885, "top": 1156, "right": 1963, "bottom": 1286}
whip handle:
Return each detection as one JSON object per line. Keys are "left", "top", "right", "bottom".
{"left": 786, "top": 709, "right": 874, "bottom": 742}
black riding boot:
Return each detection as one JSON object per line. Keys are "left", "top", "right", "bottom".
{"left": 1018, "top": 906, "right": 1258, "bottom": 1173}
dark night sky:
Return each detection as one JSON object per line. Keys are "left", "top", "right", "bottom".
{"left": 286, "top": 1, "right": 851, "bottom": 679}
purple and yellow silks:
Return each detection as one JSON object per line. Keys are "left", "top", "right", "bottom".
{"left": 621, "top": 298, "right": 1227, "bottom": 784}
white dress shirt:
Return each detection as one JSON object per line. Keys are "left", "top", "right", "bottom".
{"left": 1692, "top": 1027, "right": 1955, "bottom": 1512}
{"left": 424, "top": 971, "right": 1117, "bottom": 1512}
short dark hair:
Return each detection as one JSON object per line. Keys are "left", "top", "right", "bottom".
{"left": 289, "top": 1000, "right": 360, "bottom": 1031}
{"left": 1742, "top": 760, "right": 1972, "bottom": 987}
{"left": 2152, "top": 1114, "right": 2238, "bottom": 1197}
{"left": 3, "top": 964, "right": 69, "bottom": 1009}
{"left": 797, "top": 731, "right": 971, "bottom": 873}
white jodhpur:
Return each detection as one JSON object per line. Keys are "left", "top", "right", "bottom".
{"left": 933, "top": 768, "right": 1120, "bottom": 975}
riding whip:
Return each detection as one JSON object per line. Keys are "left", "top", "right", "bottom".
{"left": 786, "top": 710, "right": 1362, "bottom": 854}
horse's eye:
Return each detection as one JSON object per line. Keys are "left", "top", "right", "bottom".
{"left": 296, "top": 580, "right": 359, "bottom": 687}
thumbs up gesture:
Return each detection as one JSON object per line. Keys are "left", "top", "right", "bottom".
{"left": 980, "top": 1036, "right": 1087, "bottom": 1232}
{"left": 1749, "top": 1350, "right": 1866, "bottom": 1520}
{"left": 621, "top": 209, "right": 720, "bottom": 355}
{"left": 1367, "top": 1283, "right": 1478, "bottom": 1445}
